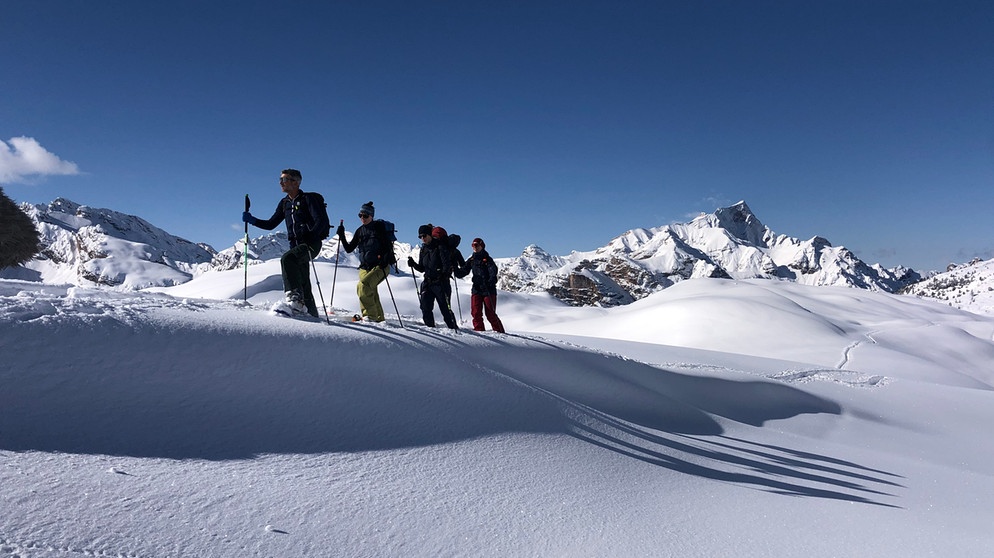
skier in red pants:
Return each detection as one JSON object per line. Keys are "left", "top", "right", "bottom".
{"left": 455, "top": 237, "right": 505, "bottom": 333}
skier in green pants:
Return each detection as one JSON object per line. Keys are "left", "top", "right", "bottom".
{"left": 336, "top": 201, "right": 395, "bottom": 322}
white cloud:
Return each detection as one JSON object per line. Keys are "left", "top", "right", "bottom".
{"left": 0, "top": 136, "right": 81, "bottom": 184}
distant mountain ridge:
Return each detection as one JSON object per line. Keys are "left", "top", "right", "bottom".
{"left": 496, "top": 201, "right": 923, "bottom": 306}
{"left": 10, "top": 197, "right": 993, "bottom": 316}
{"left": 7, "top": 197, "right": 414, "bottom": 289}
{"left": 10, "top": 198, "right": 214, "bottom": 288}
{"left": 902, "top": 257, "right": 994, "bottom": 316}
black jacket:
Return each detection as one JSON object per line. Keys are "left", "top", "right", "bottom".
{"left": 339, "top": 220, "right": 393, "bottom": 271}
{"left": 455, "top": 250, "right": 499, "bottom": 295}
{"left": 410, "top": 240, "right": 453, "bottom": 284}
{"left": 253, "top": 192, "right": 328, "bottom": 248}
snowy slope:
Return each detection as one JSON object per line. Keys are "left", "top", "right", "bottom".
{"left": 903, "top": 256, "right": 994, "bottom": 316}
{"left": 3, "top": 270, "right": 994, "bottom": 557}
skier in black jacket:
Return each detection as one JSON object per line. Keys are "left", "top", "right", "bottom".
{"left": 336, "top": 201, "right": 391, "bottom": 322}
{"left": 407, "top": 224, "right": 458, "bottom": 329}
{"left": 242, "top": 168, "right": 329, "bottom": 317}
{"left": 455, "top": 237, "right": 505, "bottom": 333}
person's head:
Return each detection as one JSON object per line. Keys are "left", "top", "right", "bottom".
{"left": 471, "top": 237, "right": 485, "bottom": 252}
{"left": 359, "top": 201, "right": 375, "bottom": 224}
{"left": 280, "top": 168, "right": 302, "bottom": 196}
{"left": 418, "top": 224, "right": 433, "bottom": 244}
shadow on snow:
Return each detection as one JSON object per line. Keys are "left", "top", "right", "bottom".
{"left": 0, "top": 316, "right": 901, "bottom": 507}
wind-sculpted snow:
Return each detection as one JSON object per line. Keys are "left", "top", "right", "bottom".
{"left": 1, "top": 282, "right": 840, "bottom": 460}
{"left": 529, "top": 278, "right": 994, "bottom": 389}
{"left": 3, "top": 276, "right": 994, "bottom": 557}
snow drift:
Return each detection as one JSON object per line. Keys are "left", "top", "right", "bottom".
{"left": 3, "top": 271, "right": 994, "bottom": 557}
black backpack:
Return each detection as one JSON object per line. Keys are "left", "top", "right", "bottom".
{"left": 304, "top": 192, "right": 331, "bottom": 241}
{"left": 445, "top": 233, "right": 464, "bottom": 268}
{"left": 375, "top": 219, "right": 397, "bottom": 265}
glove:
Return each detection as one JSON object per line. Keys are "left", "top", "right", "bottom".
{"left": 336, "top": 224, "right": 346, "bottom": 237}
{"left": 407, "top": 256, "right": 416, "bottom": 268}
{"left": 242, "top": 211, "right": 254, "bottom": 224}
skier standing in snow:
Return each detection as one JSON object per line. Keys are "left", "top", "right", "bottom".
{"left": 336, "top": 201, "right": 393, "bottom": 322}
{"left": 242, "top": 168, "right": 329, "bottom": 317}
{"left": 407, "top": 224, "right": 459, "bottom": 329}
{"left": 454, "top": 237, "right": 505, "bottom": 333}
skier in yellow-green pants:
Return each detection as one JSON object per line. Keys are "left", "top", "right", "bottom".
{"left": 336, "top": 201, "right": 395, "bottom": 322}
{"left": 356, "top": 265, "right": 387, "bottom": 322}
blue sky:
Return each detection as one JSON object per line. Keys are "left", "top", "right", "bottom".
{"left": 2, "top": 1, "right": 992, "bottom": 272}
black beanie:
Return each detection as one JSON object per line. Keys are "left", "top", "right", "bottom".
{"left": 359, "top": 201, "right": 375, "bottom": 217}
{"left": 418, "top": 223, "right": 433, "bottom": 236}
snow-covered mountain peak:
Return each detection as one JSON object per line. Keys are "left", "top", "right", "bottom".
{"left": 497, "top": 201, "right": 922, "bottom": 306}
{"left": 9, "top": 198, "right": 215, "bottom": 288}
{"left": 48, "top": 197, "right": 81, "bottom": 214}
{"left": 520, "top": 244, "right": 555, "bottom": 259}
{"left": 689, "top": 200, "right": 773, "bottom": 247}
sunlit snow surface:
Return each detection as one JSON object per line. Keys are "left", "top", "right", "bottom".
{"left": 2, "top": 267, "right": 994, "bottom": 557}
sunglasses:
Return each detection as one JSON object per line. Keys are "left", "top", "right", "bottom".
{"left": 279, "top": 177, "right": 298, "bottom": 184}
{"left": 359, "top": 213, "right": 371, "bottom": 219}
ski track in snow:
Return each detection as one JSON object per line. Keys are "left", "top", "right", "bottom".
{"left": 665, "top": 361, "right": 890, "bottom": 389}
{"left": 0, "top": 536, "right": 143, "bottom": 558}
{"left": 767, "top": 369, "right": 890, "bottom": 388}
{"left": 0, "top": 285, "right": 214, "bottom": 326}
{"left": 816, "top": 331, "right": 891, "bottom": 388}
{"left": 837, "top": 331, "right": 880, "bottom": 370}
{"left": 518, "top": 332, "right": 896, "bottom": 391}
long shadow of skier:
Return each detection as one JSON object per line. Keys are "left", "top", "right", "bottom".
{"left": 402, "top": 330, "right": 904, "bottom": 507}
{"left": 3, "top": 312, "right": 903, "bottom": 506}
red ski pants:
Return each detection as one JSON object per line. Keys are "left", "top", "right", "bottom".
{"left": 471, "top": 293, "right": 505, "bottom": 333}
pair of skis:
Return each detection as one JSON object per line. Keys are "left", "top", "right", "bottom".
{"left": 269, "top": 303, "right": 375, "bottom": 325}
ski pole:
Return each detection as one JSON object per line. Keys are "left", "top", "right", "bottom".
{"left": 308, "top": 245, "right": 331, "bottom": 325}
{"left": 411, "top": 269, "right": 422, "bottom": 305}
{"left": 383, "top": 270, "right": 405, "bottom": 329}
{"left": 243, "top": 194, "right": 250, "bottom": 302}
{"left": 452, "top": 276, "right": 463, "bottom": 323}
{"left": 408, "top": 250, "right": 423, "bottom": 305}
{"left": 330, "top": 219, "right": 342, "bottom": 312}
